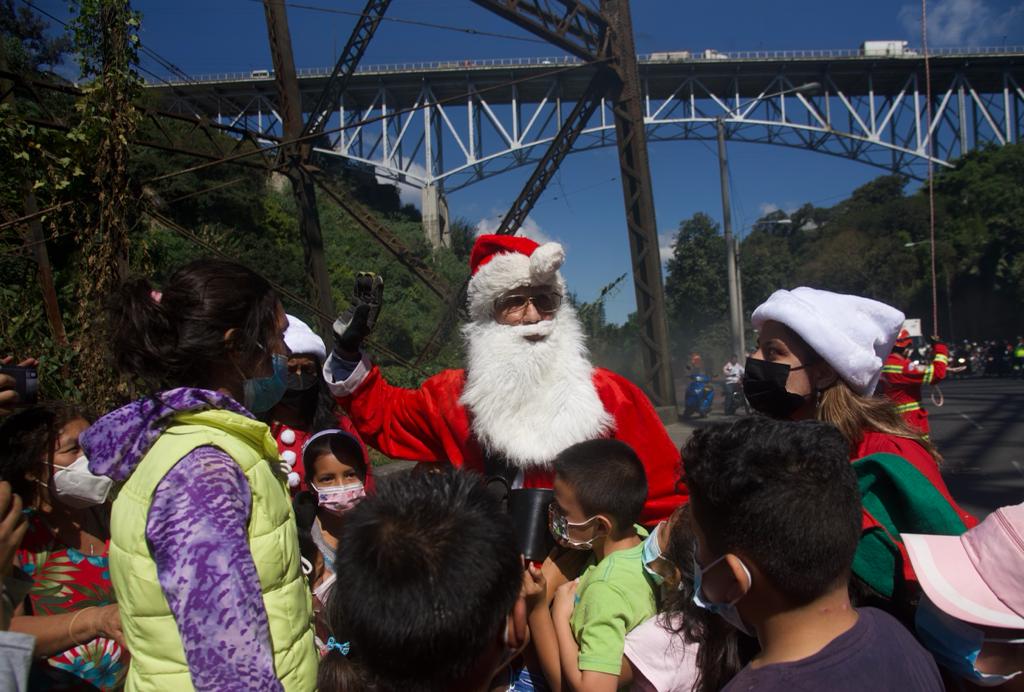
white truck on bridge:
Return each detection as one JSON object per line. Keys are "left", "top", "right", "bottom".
{"left": 861, "top": 40, "right": 916, "bottom": 57}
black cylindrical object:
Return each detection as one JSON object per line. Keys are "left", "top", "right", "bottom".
{"left": 508, "top": 488, "right": 555, "bottom": 562}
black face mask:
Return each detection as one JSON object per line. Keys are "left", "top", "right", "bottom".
{"left": 742, "top": 357, "right": 809, "bottom": 419}
{"left": 286, "top": 372, "right": 318, "bottom": 392}
{"left": 278, "top": 385, "right": 318, "bottom": 415}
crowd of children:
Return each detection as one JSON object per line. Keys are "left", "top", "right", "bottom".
{"left": 0, "top": 241, "right": 1021, "bottom": 691}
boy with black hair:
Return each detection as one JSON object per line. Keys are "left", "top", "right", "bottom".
{"left": 526, "top": 438, "right": 658, "bottom": 692}
{"left": 324, "top": 468, "right": 528, "bottom": 692}
{"left": 682, "top": 416, "right": 943, "bottom": 691}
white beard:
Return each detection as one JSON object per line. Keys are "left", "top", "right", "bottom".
{"left": 459, "top": 305, "right": 614, "bottom": 470}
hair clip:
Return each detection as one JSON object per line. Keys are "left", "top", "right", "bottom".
{"left": 326, "top": 636, "right": 350, "bottom": 656}
{"left": 150, "top": 290, "right": 163, "bottom": 304}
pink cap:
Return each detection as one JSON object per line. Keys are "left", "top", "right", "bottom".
{"left": 904, "top": 503, "right": 1024, "bottom": 629}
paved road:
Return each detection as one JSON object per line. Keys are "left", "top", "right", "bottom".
{"left": 666, "top": 377, "right": 1024, "bottom": 520}
{"left": 930, "top": 378, "right": 1024, "bottom": 519}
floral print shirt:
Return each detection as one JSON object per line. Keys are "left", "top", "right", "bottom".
{"left": 15, "top": 511, "right": 126, "bottom": 691}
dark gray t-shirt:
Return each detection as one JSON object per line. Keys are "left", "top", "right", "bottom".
{"left": 723, "top": 608, "right": 943, "bottom": 692}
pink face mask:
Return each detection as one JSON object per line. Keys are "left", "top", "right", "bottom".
{"left": 313, "top": 481, "right": 365, "bottom": 515}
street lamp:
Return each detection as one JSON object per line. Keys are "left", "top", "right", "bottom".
{"left": 716, "top": 82, "right": 819, "bottom": 358}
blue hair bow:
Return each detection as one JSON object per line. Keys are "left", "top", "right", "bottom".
{"left": 326, "top": 636, "right": 350, "bottom": 656}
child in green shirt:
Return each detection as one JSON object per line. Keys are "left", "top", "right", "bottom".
{"left": 524, "top": 439, "right": 659, "bottom": 692}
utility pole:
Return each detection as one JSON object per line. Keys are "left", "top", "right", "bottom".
{"left": 716, "top": 118, "right": 744, "bottom": 360}
{"left": 262, "top": 0, "right": 335, "bottom": 335}
{"left": 713, "top": 83, "right": 818, "bottom": 359}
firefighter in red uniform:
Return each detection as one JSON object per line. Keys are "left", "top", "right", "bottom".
{"left": 880, "top": 329, "right": 949, "bottom": 435}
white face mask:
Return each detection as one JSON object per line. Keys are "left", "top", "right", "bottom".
{"left": 50, "top": 455, "right": 113, "bottom": 509}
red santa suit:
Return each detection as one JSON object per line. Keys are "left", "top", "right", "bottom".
{"left": 326, "top": 235, "right": 686, "bottom": 525}
{"left": 880, "top": 332, "right": 949, "bottom": 435}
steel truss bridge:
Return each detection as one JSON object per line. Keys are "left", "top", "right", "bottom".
{"left": 149, "top": 47, "right": 1024, "bottom": 192}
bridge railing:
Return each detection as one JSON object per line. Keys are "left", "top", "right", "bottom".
{"left": 146, "top": 46, "right": 1024, "bottom": 86}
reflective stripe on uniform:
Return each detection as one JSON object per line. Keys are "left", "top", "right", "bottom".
{"left": 923, "top": 366, "right": 935, "bottom": 385}
{"left": 934, "top": 353, "right": 949, "bottom": 364}
{"left": 895, "top": 402, "right": 921, "bottom": 413}
{"left": 881, "top": 365, "right": 904, "bottom": 374}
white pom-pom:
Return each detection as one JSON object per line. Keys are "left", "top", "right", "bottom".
{"left": 280, "top": 429, "right": 296, "bottom": 445}
{"left": 530, "top": 242, "right": 565, "bottom": 278}
{"left": 282, "top": 450, "right": 297, "bottom": 467}
{"left": 287, "top": 472, "right": 301, "bottom": 488}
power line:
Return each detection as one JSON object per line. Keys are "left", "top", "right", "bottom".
{"left": 244, "top": 0, "right": 549, "bottom": 45}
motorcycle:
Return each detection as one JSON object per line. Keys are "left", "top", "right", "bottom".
{"left": 724, "top": 381, "right": 749, "bottom": 415}
{"left": 683, "top": 373, "right": 714, "bottom": 418}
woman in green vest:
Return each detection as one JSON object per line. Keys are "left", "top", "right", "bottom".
{"left": 80, "top": 259, "right": 317, "bottom": 692}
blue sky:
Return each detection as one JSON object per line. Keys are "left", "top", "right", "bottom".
{"left": 34, "top": 0, "right": 1024, "bottom": 322}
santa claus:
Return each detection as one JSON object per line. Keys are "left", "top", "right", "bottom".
{"left": 324, "top": 234, "right": 685, "bottom": 523}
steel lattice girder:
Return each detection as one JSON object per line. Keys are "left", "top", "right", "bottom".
{"left": 147, "top": 52, "right": 1024, "bottom": 189}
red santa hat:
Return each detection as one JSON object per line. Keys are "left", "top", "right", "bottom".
{"left": 467, "top": 234, "right": 566, "bottom": 321}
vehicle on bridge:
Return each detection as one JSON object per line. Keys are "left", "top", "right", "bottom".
{"left": 649, "top": 51, "right": 691, "bottom": 62}
{"left": 861, "top": 40, "right": 916, "bottom": 57}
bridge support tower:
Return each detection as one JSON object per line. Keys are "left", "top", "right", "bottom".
{"left": 421, "top": 183, "right": 450, "bottom": 249}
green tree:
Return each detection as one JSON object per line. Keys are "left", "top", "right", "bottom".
{"left": 663, "top": 212, "right": 729, "bottom": 362}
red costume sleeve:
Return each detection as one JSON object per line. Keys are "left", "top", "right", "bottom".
{"left": 593, "top": 369, "right": 687, "bottom": 524}
{"left": 927, "top": 342, "right": 949, "bottom": 384}
{"left": 336, "top": 366, "right": 474, "bottom": 467}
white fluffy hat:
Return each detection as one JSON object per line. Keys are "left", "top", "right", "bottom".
{"left": 284, "top": 314, "right": 327, "bottom": 362}
{"left": 466, "top": 234, "right": 567, "bottom": 322}
{"left": 751, "top": 287, "right": 905, "bottom": 395}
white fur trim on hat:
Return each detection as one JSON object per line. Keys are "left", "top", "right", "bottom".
{"left": 466, "top": 242, "right": 567, "bottom": 322}
{"left": 751, "top": 287, "right": 905, "bottom": 395}
{"left": 284, "top": 314, "right": 327, "bottom": 362}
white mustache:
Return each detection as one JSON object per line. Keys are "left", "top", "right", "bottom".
{"left": 504, "top": 319, "right": 556, "bottom": 340}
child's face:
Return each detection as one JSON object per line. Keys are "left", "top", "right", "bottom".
{"left": 311, "top": 452, "right": 363, "bottom": 488}
{"left": 551, "top": 476, "right": 605, "bottom": 546}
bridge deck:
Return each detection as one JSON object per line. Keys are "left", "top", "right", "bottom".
{"left": 147, "top": 50, "right": 1024, "bottom": 113}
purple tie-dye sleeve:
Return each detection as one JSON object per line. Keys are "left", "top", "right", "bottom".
{"left": 147, "top": 446, "right": 284, "bottom": 692}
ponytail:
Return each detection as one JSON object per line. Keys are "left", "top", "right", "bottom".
{"left": 108, "top": 277, "right": 177, "bottom": 386}
{"left": 317, "top": 643, "right": 376, "bottom": 691}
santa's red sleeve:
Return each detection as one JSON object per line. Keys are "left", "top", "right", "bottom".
{"left": 594, "top": 369, "right": 687, "bottom": 524}
{"left": 326, "top": 354, "right": 473, "bottom": 466}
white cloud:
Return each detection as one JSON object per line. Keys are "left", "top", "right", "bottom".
{"left": 659, "top": 230, "right": 677, "bottom": 264}
{"left": 898, "top": 0, "right": 1024, "bottom": 46}
{"left": 375, "top": 162, "right": 429, "bottom": 209}
{"left": 474, "top": 212, "right": 552, "bottom": 243}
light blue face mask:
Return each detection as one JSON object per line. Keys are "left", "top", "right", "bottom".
{"left": 691, "top": 546, "right": 754, "bottom": 637}
{"left": 243, "top": 352, "right": 289, "bottom": 413}
{"left": 641, "top": 521, "right": 666, "bottom": 585}
{"left": 915, "top": 595, "right": 1024, "bottom": 687}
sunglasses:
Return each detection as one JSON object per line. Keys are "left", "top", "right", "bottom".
{"left": 494, "top": 292, "right": 562, "bottom": 317}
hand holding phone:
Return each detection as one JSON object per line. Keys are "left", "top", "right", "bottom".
{"left": 0, "top": 356, "right": 39, "bottom": 415}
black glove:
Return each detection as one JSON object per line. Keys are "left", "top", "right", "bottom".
{"left": 333, "top": 272, "right": 384, "bottom": 357}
